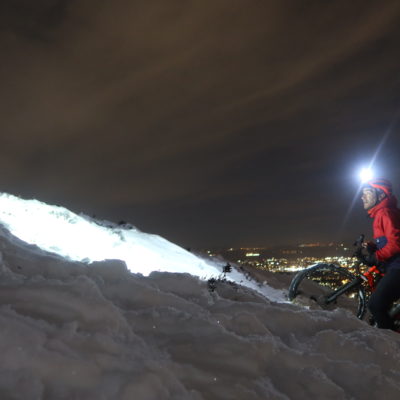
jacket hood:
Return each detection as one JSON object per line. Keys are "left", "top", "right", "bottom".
{"left": 368, "top": 195, "right": 398, "bottom": 218}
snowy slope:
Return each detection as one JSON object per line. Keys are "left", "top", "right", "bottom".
{"left": 0, "top": 193, "right": 285, "bottom": 301}
{"left": 0, "top": 193, "right": 221, "bottom": 277}
{"left": 0, "top": 194, "right": 399, "bottom": 399}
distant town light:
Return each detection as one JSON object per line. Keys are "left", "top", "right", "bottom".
{"left": 245, "top": 252, "right": 260, "bottom": 257}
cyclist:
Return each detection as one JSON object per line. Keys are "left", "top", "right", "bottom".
{"left": 361, "top": 178, "right": 400, "bottom": 330}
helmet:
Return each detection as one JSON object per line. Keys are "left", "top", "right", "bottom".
{"left": 364, "top": 178, "right": 393, "bottom": 197}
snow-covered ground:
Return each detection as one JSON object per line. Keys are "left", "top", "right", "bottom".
{"left": 0, "top": 193, "right": 399, "bottom": 399}
{"left": 0, "top": 193, "right": 284, "bottom": 302}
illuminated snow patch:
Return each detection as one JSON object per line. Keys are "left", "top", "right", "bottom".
{"left": 0, "top": 193, "right": 289, "bottom": 302}
{"left": 0, "top": 193, "right": 221, "bottom": 277}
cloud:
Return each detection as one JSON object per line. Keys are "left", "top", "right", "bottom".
{"left": 1, "top": 0, "right": 400, "bottom": 244}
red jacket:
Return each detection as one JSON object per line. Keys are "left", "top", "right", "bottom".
{"left": 368, "top": 195, "right": 400, "bottom": 263}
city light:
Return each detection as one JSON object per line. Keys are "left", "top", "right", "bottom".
{"left": 232, "top": 252, "right": 357, "bottom": 273}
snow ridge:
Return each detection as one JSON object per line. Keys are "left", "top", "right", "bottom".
{"left": 0, "top": 192, "right": 287, "bottom": 301}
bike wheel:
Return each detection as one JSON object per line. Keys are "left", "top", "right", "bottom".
{"left": 389, "top": 303, "right": 400, "bottom": 331}
{"left": 288, "top": 263, "right": 367, "bottom": 319}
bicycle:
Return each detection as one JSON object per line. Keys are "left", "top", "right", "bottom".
{"left": 288, "top": 235, "right": 400, "bottom": 327}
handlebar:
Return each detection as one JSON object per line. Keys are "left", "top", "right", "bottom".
{"left": 351, "top": 234, "right": 383, "bottom": 276}
{"left": 353, "top": 234, "right": 365, "bottom": 249}
{"left": 352, "top": 234, "right": 364, "bottom": 258}
{"left": 352, "top": 234, "right": 365, "bottom": 273}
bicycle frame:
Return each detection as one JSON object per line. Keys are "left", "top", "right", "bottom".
{"left": 324, "top": 276, "right": 363, "bottom": 304}
{"left": 322, "top": 264, "right": 382, "bottom": 305}
{"left": 306, "top": 229, "right": 386, "bottom": 310}
{"left": 289, "top": 235, "right": 400, "bottom": 326}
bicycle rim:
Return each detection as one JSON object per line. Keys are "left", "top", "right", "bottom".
{"left": 288, "top": 263, "right": 366, "bottom": 319}
{"left": 389, "top": 302, "right": 400, "bottom": 330}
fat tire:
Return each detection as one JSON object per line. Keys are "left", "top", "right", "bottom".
{"left": 288, "top": 263, "right": 367, "bottom": 319}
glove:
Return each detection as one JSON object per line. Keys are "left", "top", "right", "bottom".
{"left": 365, "top": 241, "right": 378, "bottom": 253}
{"left": 360, "top": 241, "right": 379, "bottom": 267}
{"left": 362, "top": 252, "right": 378, "bottom": 267}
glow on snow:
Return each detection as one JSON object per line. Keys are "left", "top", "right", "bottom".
{"left": 0, "top": 193, "right": 221, "bottom": 277}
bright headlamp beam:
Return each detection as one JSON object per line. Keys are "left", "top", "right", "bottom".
{"left": 359, "top": 167, "right": 373, "bottom": 183}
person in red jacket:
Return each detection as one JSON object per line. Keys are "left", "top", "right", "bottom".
{"left": 361, "top": 178, "right": 400, "bottom": 330}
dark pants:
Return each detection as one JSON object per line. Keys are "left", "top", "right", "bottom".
{"left": 368, "top": 268, "right": 400, "bottom": 330}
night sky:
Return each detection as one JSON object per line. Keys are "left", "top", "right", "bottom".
{"left": 1, "top": 0, "right": 400, "bottom": 248}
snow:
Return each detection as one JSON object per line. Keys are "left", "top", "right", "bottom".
{"left": 0, "top": 193, "right": 399, "bottom": 399}
{"left": 0, "top": 193, "right": 286, "bottom": 301}
{"left": 0, "top": 193, "right": 221, "bottom": 277}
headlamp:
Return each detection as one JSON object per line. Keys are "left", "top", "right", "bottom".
{"left": 359, "top": 167, "right": 374, "bottom": 183}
